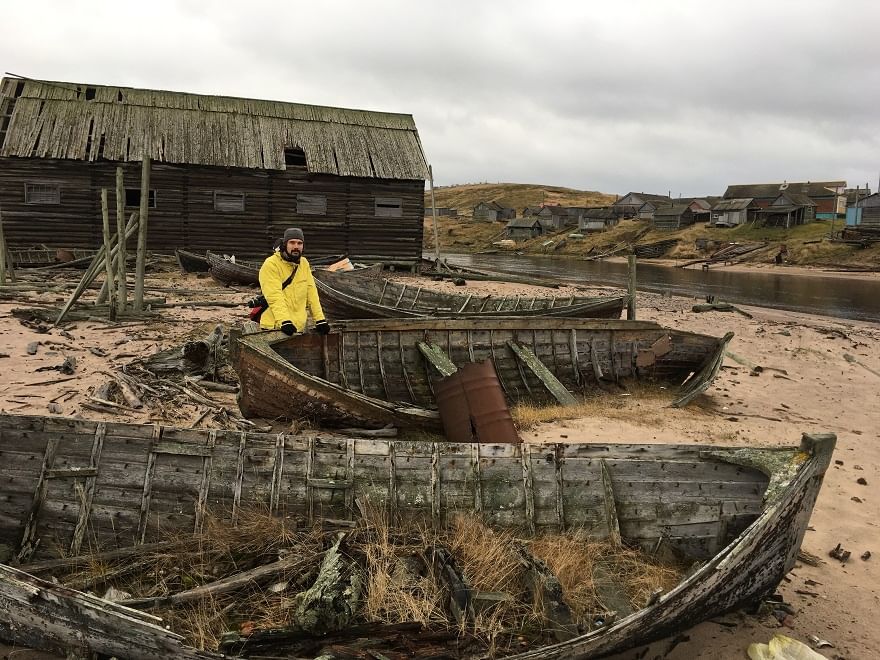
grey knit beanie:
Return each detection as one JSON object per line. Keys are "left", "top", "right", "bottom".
{"left": 283, "top": 227, "right": 304, "bottom": 242}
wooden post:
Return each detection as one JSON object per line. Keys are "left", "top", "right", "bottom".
{"left": 627, "top": 254, "right": 637, "bottom": 320}
{"left": 115, "top": 166, "right": 127, "bottom": 313}
{"left": 100, "top": 189, "right": 117, "bottom": 321}
{"left": 134, "top": 155, "right": 151, "bottom": 310}
{"left": 0, "top": 207, "right": 6, "bottom": 286}
{"left": 428, "top": 164, "right": 441, "bottom": 262}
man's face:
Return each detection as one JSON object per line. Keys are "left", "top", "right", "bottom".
{"left": 285, "top": 238, "right": 304, "bottom": 256}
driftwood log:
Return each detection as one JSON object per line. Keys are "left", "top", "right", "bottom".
{"left": 139, "top": 324, "right": 224, "bottom": 376}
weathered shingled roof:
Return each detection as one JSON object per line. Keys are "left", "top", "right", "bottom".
{"left": 506, "top": 217, "right": 542, "bottom": 228}
{"left": 654, "top": 204, "right": 693, "bottom": 217}
{"left": 724, "top": 181, "right": 845, "bottom": 200}
{"left": 712, "top": 198, "right": 755, "bottom": 211}
{"left": 0, "top": 78, "right": 428, "bottom": 179}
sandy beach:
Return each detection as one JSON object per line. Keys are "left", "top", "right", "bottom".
{"left": 0, "top": 263, "right": 877, "bottom": 659}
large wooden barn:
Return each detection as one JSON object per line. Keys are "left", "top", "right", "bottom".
{"left": 0, "top": 77, "right": 429, "bottom": 264}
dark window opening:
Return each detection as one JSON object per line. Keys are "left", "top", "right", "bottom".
{"left": 125, "top": 188, "right": 157, "bottom": 208}
{"left": 214, "top": 191, "right": 245, "bottom": 212}
{"left": 297, "top": 194, "right": 327, "bottom": 216}
{"left": 375, "top": 197, "right": 403, "bottom": 218}
{"left": 25, "top": 183, "right": 61, "bottom": 205}
{"left": 14, "top": 81, "right": 25, "bottom": 98}
{"left": 284, "top": 148, "right": 307, "bottom": 167}
{"left": 117, "top": 90, "right": 124, "bottom": 102}
{"left": 85, "top": 87, "right": 96, "bottom": 101}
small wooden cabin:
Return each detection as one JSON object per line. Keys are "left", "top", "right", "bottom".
{"left": 579, "top": 208, "right": 618, "bottom": 232}
{"left": 756, "top": 193, "right": 816, "bottom": 228}
{"left": 711, "top": 198, "right": 758, "bottom": 227}
{"left": 505, "top": 217, "right": 543, "bottom": 239}
{"left": 0, "top": 78, "right": 429, "bottom": 264}
{"left": 653, "top": 204, "right": 695, "bottom": 231}
{"left": 473, "top": 201, "right": 515, "bottom": 222}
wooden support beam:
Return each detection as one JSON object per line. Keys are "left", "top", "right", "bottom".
{"left": 627, "top": 254, "right": 637, "bottom": 320}
{"left": 134, "top": 155, "right": 151, "bottom": 310}
{"left": 417, "top": 341, "right": 458, "bottom": 377}
{"left": 99, "top": 189, "right": 117, "bottom": 320}
{"left": 506, "top": 341, "right": 577, "bottom": 405}
{"left": 600, "top": 459, "right": 622, "bottom": 549}
{"left": 0, "top": 207, "right": 7, "bottom": 286}
{"left": 115, "top": 166, "right": 127, "bottom": 314}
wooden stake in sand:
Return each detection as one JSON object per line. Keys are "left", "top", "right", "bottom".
{"left": 134, "top": 155, "right": 151, "bottom": 311}
{"left": 115, "top": 166, "right": 127, "bottom": 314}
{"left": 0, "top": 206, "right": 7, "bottom": 286}
{"left": 100, "top": 189, "right": 117, "bottom": 321}
{"left": 627, "top": 254, "right": 637, "bottom": 321}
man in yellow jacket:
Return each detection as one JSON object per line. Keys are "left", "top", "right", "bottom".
{"left": 258, "top": 228, "right": 329, "bottom": 336}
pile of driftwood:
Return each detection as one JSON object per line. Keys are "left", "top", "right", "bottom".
{"left": 678, "top": 241, "right": 769, "bottom": 268}
{"left": 85, "top": 323, "right": 253, "bottom": 430}
{"left": 23, "top": 508, "right": 682, "bottom": 658}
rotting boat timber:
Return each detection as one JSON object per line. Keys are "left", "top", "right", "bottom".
{"left": 234, "top": 318, "right": 733, "bottom": 430}
{"left": 174, "top": 248, "right": 210, "bottom": 273}
{"left": 313, "top": 269, "right": 627, "bottom": 319}
{"left": 206, "top": 250, "right": 260, "bottom": 286}
{"left": 0, "top": 414, "right": 834, "bottom": 659}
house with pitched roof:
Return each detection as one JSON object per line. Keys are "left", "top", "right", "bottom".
{"left": 473, "top": 201, "right": 515, "bottom": 222}
{"left": 723, "top": 181, "right": 846, "bottom": 218}
{"left": 613, "top": 192, "right": 671, "bottom": 218}
{"left": 0, "top": 77, "right": 429, "bottom": 264}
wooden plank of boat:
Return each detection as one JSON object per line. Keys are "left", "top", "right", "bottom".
{"left": 175, "top": 249, "right": 210, "bottom": 273}
{"left": 0, "top": 413, "right": 835, "bottom": 659}
{"left": 633, "top": 238, "right": 679, "bottom": 259}
{"left": 9, "top": 247, "right": 97, "bottom": 268}
{"left": 314, "top": 269, "right": 626, "bottom": 320}
{"left": 234, "top": 318, "right": 732, "bottom": 430}
{"left": 206, "top": 251, "right": 260, "bottom": 286}
{"left": 507, "top": 340, "right": 578, "bottom": 406}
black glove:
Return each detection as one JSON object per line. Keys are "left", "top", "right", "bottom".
{"left": 280, "top": 320, "right": 297, "bottom": 336}
{"left": 315, "top": 319, "right": 331, "bottom": 335}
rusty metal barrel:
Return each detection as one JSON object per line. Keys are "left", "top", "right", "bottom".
{"left": 435, "top": 359, "right": 520, "bottom": 443}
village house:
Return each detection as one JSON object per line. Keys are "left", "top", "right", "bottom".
{"left": 710, "top": 198, "right": 759, "bottom": 227}
{"left": 505, "top": 216, "right": 543, "bottom": 239}
{"left": 0, "top": 77, "right": 429, "bottom": 265}
{"left": 473, "top": 201, "right": 515, "bottom": 222}
{"left": 847, "top": 192, "right": 880, "bottom": 227}
{"left": 723, "top": 181, "right": 846, "bottom": 218}
{"left": 579, "top": 208, "right": 619, "bottom": 232}
{"left": 534, "top": 205, "right": 572, "bottom": 231}
{"left": 653, "top": 204, "right": 695, "bottom": 231}
{"left": 637, "top": 199, "right": 672, "bottom": 220}
{"left": 613, "top": 192, "right": 671, "bottom": 218}
{"left": 755, "top": 192, "right": 816, "bottom": 228}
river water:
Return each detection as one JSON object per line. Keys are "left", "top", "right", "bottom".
{"left": 437, "top": 253, "right": 880, "bottom": 323}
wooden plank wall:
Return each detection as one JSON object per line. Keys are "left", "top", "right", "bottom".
{"left": 0, "top": 158, "right": 425, "bottom": 263}
{"left": 0, "top": 415, "right": 770, "bottom": 563}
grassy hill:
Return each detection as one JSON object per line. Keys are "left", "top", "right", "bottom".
{"left": 424, "top": 183, "right": 616, "bottom": 215}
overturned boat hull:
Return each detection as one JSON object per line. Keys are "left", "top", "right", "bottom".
{"left": 314, "top": 269, "right": 626, "bottom": 319}
{"left": 0, "top": 414, "right": 834, "bottom": 659}
{"left": 206, "top": 251, "right": 261, "bottom": 286}
{"left": 234, "top": 318, "right": 732, "bottom": 430}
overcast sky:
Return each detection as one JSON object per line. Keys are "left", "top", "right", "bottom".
{"left": 3, "top": 0, "right": 878, "bottom": 195}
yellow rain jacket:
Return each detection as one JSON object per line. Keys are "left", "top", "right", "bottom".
{"left": 258, "top": 251, "right": 326, "bottom": 331}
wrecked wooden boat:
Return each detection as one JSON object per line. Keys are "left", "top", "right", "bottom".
{"left": 234, "top": 318, "right": 732, "bottom": 430}
{"left": 9, "top": 246, "right": 96, "bottom": 267}
{"left": 633, "top": 238, "right": 679, "bottom": 259}
{"left": 313, "top": 269, "right": 626, "bottom": 319}
{"left": 0, "top": 413, "right": 834, "bottom": 659}
{"left": 175, "top": 248, "right": 210, "bottom": 273}
{"left": 206, "top": 251, "right": 261, "bottom": 286}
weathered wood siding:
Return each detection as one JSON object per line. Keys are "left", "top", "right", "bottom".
{"left": 0, "top": 157, "right": 425, "bottom": 262}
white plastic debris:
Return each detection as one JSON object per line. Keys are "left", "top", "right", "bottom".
{"left": 748, "top": 634, "right": 827, "bottom": 660}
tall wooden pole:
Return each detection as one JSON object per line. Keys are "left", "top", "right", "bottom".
{"left": 0, "top": 207, "right": 6, "bottom": 286}
{"left": 134, "top": 155, "right": 151, "bottom": 310}
{"left": 627, "top": 254, "right": 637, "bottom": 320}
{"left": 100, "top": 189, "right": 117, "bottom": 321}
{"left": 428, "top": 164, "right": 441, "bottom": 263}
{"left": 115, "top": 166, "right": 127, "bottom": 313}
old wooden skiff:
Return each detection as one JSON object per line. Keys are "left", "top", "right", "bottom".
{"left": 234, "top": 318, "right": 732, "bottom": 430}
{"left": 175, "top": 248, "right": 210, "bottom": 273}
{"left": 313, "top": 269, "right": 626, "bottom": 319}
{"left": 206, "top": 251, "right": 261, "bottom": 286}
{"left": 0, "top": 414, "right": 834, "bottom": 659}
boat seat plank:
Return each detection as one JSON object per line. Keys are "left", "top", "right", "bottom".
{"left": 417, "top": 341, "right": 459, "bottom": 377}
{"left": 507, "top": 341, "right": 578, "bottom": 406}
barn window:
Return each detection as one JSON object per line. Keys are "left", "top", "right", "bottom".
{"left": 125, "top": 188, "right": 157, "bottom": 208}
{"left": 375, "top": 197, "right": 402, "bottom": 217}
{"left": 297, "top": 194, "right": 327, "bottom": 215}
{"left": 214, "top": 191, "right": 245, "bottom": 212}
{"left": 284, "top": 148, "right": 307, "bottom": 167}
{"left": 24, "top": 183, "right": 61, "bottom": 205}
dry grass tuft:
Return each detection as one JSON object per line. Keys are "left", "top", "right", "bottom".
{"left": 511, "top": 387, "right": 675, "bottom": 430}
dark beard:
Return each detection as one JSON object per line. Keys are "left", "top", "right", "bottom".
{"left": 282, "top": 250, "right": 301, "bottom": 264}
